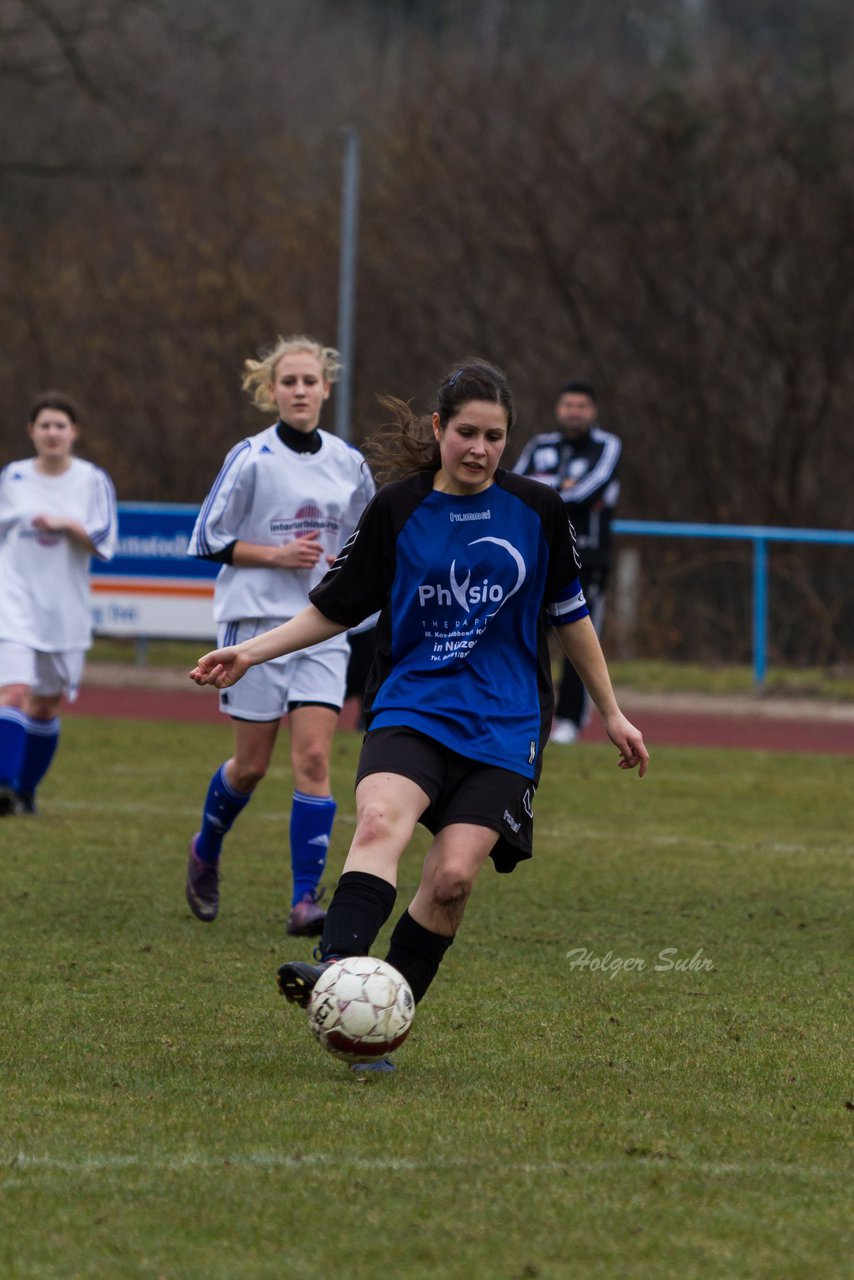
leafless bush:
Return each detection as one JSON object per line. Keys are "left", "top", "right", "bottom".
{"left": 1, "top": 0, "right": 851, "bottom": 663}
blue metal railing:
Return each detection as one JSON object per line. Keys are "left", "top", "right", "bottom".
{"left": 612, "top": 521, "right": 854, "bottom": 690}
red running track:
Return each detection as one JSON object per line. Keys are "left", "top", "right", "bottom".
{"left": 66, "top": 684, "right": 854, "bottom": 755}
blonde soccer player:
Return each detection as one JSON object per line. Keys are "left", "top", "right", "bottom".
{"left": 185, "top": 336, "right": 375, "bottom": 934}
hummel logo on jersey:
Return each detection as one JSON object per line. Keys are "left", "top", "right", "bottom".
{"left": 417, "top": 536, "right": 526, "bottom": 614}
{"left": 260, "top": 444, "right": 273, "bottom": 453}
{"left": 449, "top": 509, "right": 490, "bottom": 523}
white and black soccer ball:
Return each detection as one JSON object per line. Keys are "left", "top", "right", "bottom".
{"left": 307, "top": 957, "right": 415, "bottom": 1064}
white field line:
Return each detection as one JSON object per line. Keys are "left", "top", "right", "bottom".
{"left": 535, "top": 826, "right": 852, "bottom": 856}
{"left": 41, "top": 801, "right": 850, "bottom": 856}
{"left": 2, "top": 1152, "right": 843, "bottom": 1182}
{"left": 48, "top": 800, "right": 307, "bottom": 824}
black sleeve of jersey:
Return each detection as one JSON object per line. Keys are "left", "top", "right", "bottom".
{"left": 308, "top": 488, "right": 396, "bottom": 627}
{"left": 497, "top": 470, "right": 582, "bottom": 595}
{"left": 542, "top": 487, "right": 583, "bottom": 597}
{"left": 193, "top": 540, "right": 236, "bottom": 565}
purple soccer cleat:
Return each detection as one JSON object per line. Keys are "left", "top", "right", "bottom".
{"left": 185, "top": 835, "right": 220, "bottom": 922}
{"left": 286, "top": 887, "right": 327, "bottom": 937}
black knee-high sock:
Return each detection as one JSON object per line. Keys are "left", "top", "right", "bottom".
{"left": 320, "top": 871, "right": 397, "bottom": 960}
{"left": 385, "top": 910, "right": 454, "bottom": 1004}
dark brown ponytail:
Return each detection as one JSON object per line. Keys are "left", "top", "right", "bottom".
{"left": 364, "top": 359, "right": 515, "bottom": 484}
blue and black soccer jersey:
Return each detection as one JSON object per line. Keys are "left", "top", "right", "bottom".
{"left": 309, "top": 469, "right": 589, "bottom": 780}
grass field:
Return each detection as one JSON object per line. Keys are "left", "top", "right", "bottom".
{"left": 2, "top": 718, "right": 851, "bottom": 1279}
{"left": 88, "top": 638, "right": 854, "bottom": 701}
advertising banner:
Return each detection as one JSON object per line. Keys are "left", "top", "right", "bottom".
{"left": 90, "top": 503, "right": 217, "bottom": 640}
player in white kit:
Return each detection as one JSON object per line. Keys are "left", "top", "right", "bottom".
{"left": 185, "top": 336, "right": 375, "bottom": 933}
{"left": 0, "top": 392, "right": 117, "bottom": 814}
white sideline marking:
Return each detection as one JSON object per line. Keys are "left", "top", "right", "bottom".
{"left": 3, "top": 1153, "right": 842, "bottom": 1181}
{"left": 536, "top": 825, "right": 850, "bottom": 856}
{"left": 38, "top": 802, "right": 850, "bottom": 854}
{"left": 46, "top": 800, "right": 353, "bottom": 826}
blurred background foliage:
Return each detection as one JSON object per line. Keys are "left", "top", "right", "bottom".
{"left": 1, "top": 0, "right": 851, "bottom": 664}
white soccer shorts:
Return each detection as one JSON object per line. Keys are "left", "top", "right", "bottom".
{"left": 215, "top": 618, "right": 350, "bottom": 722}
{"left": 0, "top": 640, "right": 86, "bottom": 701}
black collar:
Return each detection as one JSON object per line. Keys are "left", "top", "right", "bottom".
{"left": 277, "top": 420, "right": 322, "bottom": 455}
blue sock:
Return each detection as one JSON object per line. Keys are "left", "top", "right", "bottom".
{"left": 18, "top": 716, "right": 60, "bottom": 799}
{"left": 290, "top": 790, "right": 336, "bottom": 905}
{"left": 196, "top": 763, "right": 252, "bottom": 863}
{"left": 0, "top": 707, "right": 27, "bottom": 789}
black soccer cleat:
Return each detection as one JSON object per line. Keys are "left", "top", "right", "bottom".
{"left": 276, "top": 960, "right": 333, "bottom": 1009}
{"left": 15, "top": 791, "right": 37, "bottom": 816}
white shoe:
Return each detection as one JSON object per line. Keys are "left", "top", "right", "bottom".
{"left": 551, "top": 719, "right": 579, "bottom": 745}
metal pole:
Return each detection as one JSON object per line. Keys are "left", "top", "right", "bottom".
{"left": 752, "top": 537, "right": 768, "bottom": 691}
{"left": 335, "top": 126, "right": 360, "bottom": 441}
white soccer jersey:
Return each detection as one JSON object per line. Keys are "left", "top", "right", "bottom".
{"left": 189, "top": 424, "right": 376, "bottom": 624}
{"left": 0, "top": 456, "right": 117, "bottom": 651}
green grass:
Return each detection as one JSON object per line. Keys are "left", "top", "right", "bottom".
{"left": 90, "top": 637, "right": 204, "bottom": 668}
{"left": 89, "top": 638, "right": 854, "bottom": 700}
{"left": 2, "top": 720, "right": 851, "bottom": 1279}
{"left": 604, "top": 660, "right": 854, "bottom": 700}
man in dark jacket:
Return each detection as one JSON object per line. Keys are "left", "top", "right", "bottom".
{"left": 513, "top": 380, "right": 621, "bottom": 743}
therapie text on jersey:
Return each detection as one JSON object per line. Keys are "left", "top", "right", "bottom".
{"left": 309, "top": 470, "right": 589, "bottom": 778}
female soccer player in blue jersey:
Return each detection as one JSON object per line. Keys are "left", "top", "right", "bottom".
{"left": 0, "top": 392, "right": 117, "bottom": 815}
{"left": 185, "top": 336, "right": 375, "bottom": 935}
{"left": 190, "top": 360, "right": 647, "bottom": 1064}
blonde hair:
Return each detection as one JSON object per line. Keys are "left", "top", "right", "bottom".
{"left": 242, "top": 335, "right": 342, "bottom": 413}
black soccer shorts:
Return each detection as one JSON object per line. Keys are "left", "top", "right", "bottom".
{"left": 355, "top": 726, "right": 536, "bottom": 873}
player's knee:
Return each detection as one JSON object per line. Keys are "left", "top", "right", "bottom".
{"left": 295, "top": 744, "right": 330, "bottom": 789}
{"left": 352, "top": 801, "right": 401, "bottom": 850}
{"left": 0, "top": 684, "right": 28, "bottom": 710}
{"left": 229, "top": 760, "right": 266, "bottom": 791}
{"left": 432, "top": 864, "right": 473, "bottom": 908}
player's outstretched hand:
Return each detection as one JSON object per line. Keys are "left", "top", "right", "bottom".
{"left": 189, "top": 645, "right": 251, "bottom": 689}
{"left": 603, "top": 712, "right": 649, "bottom": 777}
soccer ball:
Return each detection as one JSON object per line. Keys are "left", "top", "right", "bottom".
{"left": 307, "top": 957, "right": 415, "bottom": 1064}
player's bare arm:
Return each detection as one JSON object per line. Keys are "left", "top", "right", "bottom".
{"left": 190, "top": 604, "right": 348, "bottom": 688}
{"left": 231, "top": 533, "right": 324, "bottom": 571}
{"left": 555, "top": 616, "right": 649, "bottom": 776}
